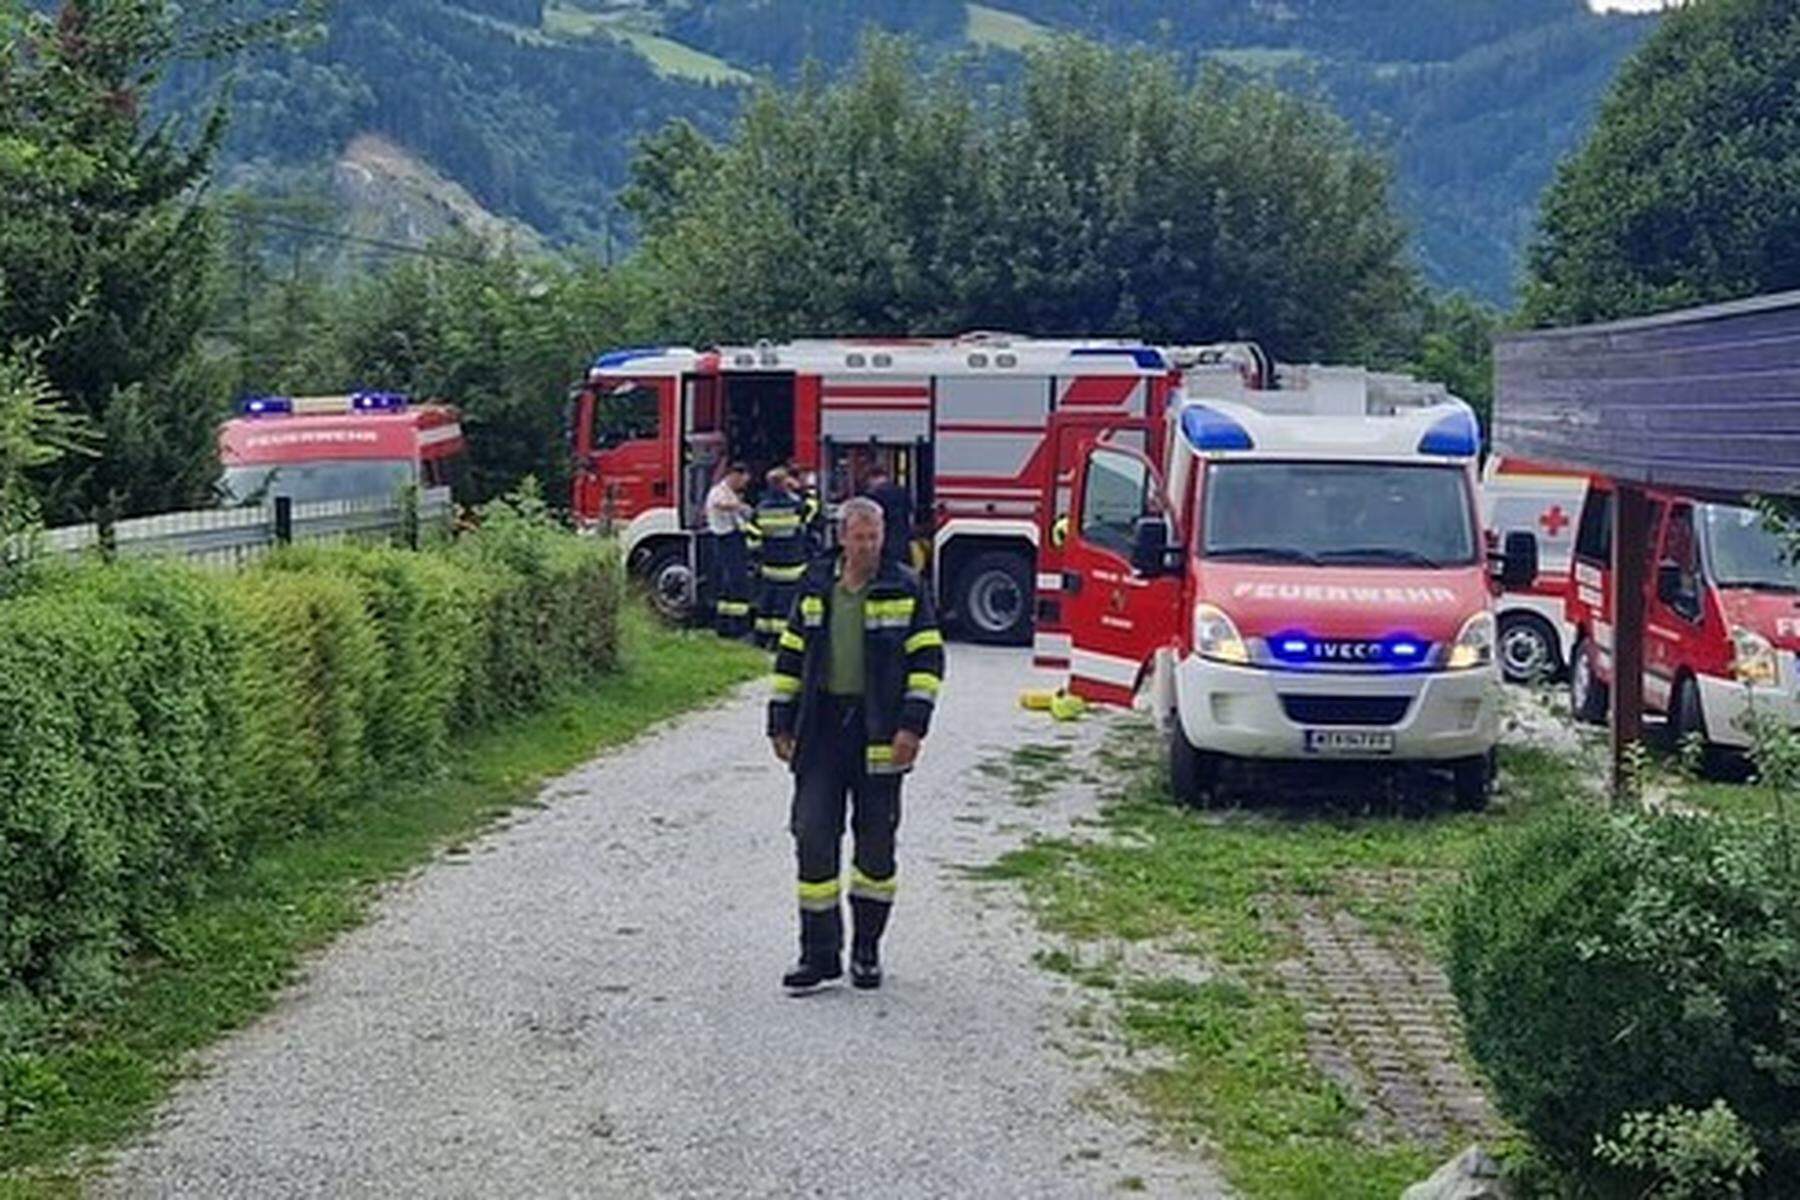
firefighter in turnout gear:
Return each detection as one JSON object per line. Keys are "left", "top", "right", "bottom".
{"left": 767, "top": 496, "right": 945, "bottom": 991}
{"left": 750, "top": 467, "right": 810, "bottom": 648}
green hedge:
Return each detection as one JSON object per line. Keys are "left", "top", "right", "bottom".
{"left": 1447, "top": 805, "right": 1800, "bottom": 1193}
{"left": 0, "top": 509, "right": 621, "bottom": 1029}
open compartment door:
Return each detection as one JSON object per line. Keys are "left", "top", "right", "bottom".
{"left": 1063, "top": 442, "right": 1185, "bottom": 707}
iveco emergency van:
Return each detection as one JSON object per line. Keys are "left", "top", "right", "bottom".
{"left": 1058, "top": 364, "right": 1537, "bottom": 808}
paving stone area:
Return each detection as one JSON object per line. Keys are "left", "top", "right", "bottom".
{"left": 1270, "top": 882, "right": 1499, "bottom": 1150}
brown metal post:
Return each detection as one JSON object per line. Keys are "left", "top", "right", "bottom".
{"left": 1611, "top": 484, "right": 1649, "bottom": 802}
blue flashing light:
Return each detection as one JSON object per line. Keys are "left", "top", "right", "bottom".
{"left": 1181, "top": 404, "right": 1255, "bottom": 452}
{"left": 593, "top": 346, "right": 668, "bottom": 371}
{"left": 1070, "top": 346, "right": 1167, "bottom": 371}
{"left": 351, "top": 391, "right": 409, "bottom": 412}
{"left": 239, "top": 395, "right": 292, "bottom": 417}
{"left": 1418, "top": 408, "right": 1480, "bottom": 458}
{"left": 1267, "top": 632, "right": 1433, "bottom": 668}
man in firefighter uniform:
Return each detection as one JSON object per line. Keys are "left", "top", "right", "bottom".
{"left": 767, "top": 496, "right": 945, "bottom": 991}
{"left": 751, "top": 467, "right": 811, "bottom": 647}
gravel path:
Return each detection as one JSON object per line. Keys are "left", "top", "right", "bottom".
{"left": 98, "top": 646, "right": 1228, "bottom": 1199}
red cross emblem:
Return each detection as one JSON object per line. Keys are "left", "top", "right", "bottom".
{"left": 1539, "top": 505, "right": 1570, "bottom": 538}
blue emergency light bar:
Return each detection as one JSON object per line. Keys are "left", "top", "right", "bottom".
{"left": 351, "top": 391, "right": 410, "bottom": 412}
{"left": 1070, "top": 346, "right": 1167, "bottom": 371}
{"left": 1269, "top": 633, "right": 1429, "bottom": 667}
{"left": 239, "top": 395, "right": 293, "bottom": 417}
{"left": 592, "top": 346, "right": 668, "bottom": 371}
{"left": 1418, "top": 409, "right": 1480, "bottom": 458}
{"left": 1180, "top": 404, "right": 1255, "bottom": 452}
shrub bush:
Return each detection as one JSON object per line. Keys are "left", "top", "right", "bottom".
{"left": 0, "top": 512, "right": 621, "bottom": 1020}
{"left": 1448, "top": 805, "right": 1800, "bottom": 1192}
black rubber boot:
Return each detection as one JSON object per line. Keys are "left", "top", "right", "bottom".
{"left": 782, "top": 957, "right": 843, "bottom": 992}
{"left": 849, "top": 949, "right": 882, "bottom": 990}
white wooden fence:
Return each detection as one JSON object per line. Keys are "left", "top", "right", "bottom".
{"left": 39, "top": 487, "right": 455, "bottom": 568}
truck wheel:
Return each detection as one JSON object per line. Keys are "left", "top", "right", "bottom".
{"left": 1499, "top": 612, "right": 1561, "bottom": 684}
{"left": 953, "top": 551, "right": 1032, "bottom": 645}
{"left": 1168, "top": 716, "right": 1222, "bottom": 809}
{"left": 1671, "top": 675, "right": 1731, "bottom": 779}
{"left": 1569, "top": 635, "right": 1609, "bottom": 726}
{"left": 644, "top": 544, "right": 696, "bottom": 625}
{"left": 1451, "top": 751, "right": 1495, "bottom": 812}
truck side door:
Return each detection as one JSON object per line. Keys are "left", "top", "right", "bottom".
{"left": 1062, "top": 442, "right": 1185, "bottom": 707}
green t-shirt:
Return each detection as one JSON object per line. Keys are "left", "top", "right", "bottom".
{"left": 826, "top": 581, "right": 866, "bottom": 696}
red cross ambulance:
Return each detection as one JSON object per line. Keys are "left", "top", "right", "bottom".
{"left": 1058, "top": 364, "right": 1537, "bottom": 808}
{"left": 1480, "top": 457, "right": 1591, "bottom": 682}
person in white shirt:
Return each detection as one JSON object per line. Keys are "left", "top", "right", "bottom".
{"left": 706, "top": 462, "right": 753, "bottom": 637}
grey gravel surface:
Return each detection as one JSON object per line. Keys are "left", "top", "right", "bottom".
{"left": 97, "top": 645, "right": 1228, "bottom": 1199}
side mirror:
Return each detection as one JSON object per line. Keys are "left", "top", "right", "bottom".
{"left": 1656, "top": 562, "right": 1686, "bottom": 606}
{"left": 1131, "top": 515, "right": 1176, "bottom": 577}
{"left": 1498, "top": 531, "right": 1539, "bottom": 591}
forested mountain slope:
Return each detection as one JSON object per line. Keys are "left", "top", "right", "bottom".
{"left": 172, "top": 0, "right": 1659, "bottom": 302}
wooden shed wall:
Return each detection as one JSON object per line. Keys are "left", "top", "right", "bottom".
{"left": 1493, "top": 290, "right": 1800, "bottom": 498}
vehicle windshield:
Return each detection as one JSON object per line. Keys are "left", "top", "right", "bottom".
{"left": 219, "top": 459, "right": 417, "bottom": 506}
{"left": 1203, "top": 461, "right": 1477, "bottom": 567}
{"left": 1700, "top": 503, "right": 1800, "bottom": 590}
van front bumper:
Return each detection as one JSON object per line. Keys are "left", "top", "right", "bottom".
{"left": 1696, "top": 667, "right": 1800, "bottom": 750}
{"left": 1174, "top": 653, "right": 1501, "bottom": 762}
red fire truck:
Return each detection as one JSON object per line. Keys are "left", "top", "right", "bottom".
{"left": 218, "top": 392, "right": 470, "bottom": 506}
{"left": 567, "top": 336, "right": 1267, "bottom": 646}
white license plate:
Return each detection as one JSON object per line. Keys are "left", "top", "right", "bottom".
{"left": 1304, "top": 729, "right": 1396, "bottom": 756}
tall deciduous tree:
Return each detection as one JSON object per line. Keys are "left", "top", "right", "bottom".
{"left": 1522, "top": 0, "right": 1800, "bottom": 326}
{"left": 632, "top": 36, "right": 1420, "bottom": 363}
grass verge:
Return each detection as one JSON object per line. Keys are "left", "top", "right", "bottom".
{"left": 0, "top": 601, "right": 763, "bottom": 1198}
{"left": 977, "top": 726, "right": 1582, "bottom": 1200}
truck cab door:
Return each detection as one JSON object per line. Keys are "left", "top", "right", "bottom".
{"left": 1063, "top": 442, "right": 1186, "bottom": 707}
{"left": 582, "top": 376, "right": 675, "bottom": 528}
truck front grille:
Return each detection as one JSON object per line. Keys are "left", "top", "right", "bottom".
{"left": 1279, "top": 694, "right": 1412, "bottom": 727}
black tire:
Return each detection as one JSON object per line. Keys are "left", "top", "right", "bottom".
{"left": 1498, "top": 612, "right": 1562, "bottom": 684}
{"left": 1168, "top": 716, "right": 1222, "bottom": 809}
{"left": 1569, "top": 634, "right": 1609, "bottom": 726}
{"left": 953, "top": 551, "right": 1033, "bottom": 645}
{"left": 1671, "top": 674, "right": 1732, "bottom": 779}
{"left": 1452, "top": 751, "right": 1495, "bottom": 812}
{"left": 643, "top": 543, "right": 697, "bottom": 625}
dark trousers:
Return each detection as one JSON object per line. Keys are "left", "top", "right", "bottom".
{"left": 711, "top": 531, "right": 751, "bottom": 637}
{"left": 792, "top": 698, "right": 901, "bottom": 964}
{"left": 755, "top": 578, "right": 800, "bottom": 647}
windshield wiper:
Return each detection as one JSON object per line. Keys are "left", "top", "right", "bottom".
{"left": 1318, "top": 546, "right": 1444, "bottom": 568}
{"left": 1717, "top": 579, "right": 1800, "bottom": 593}
{"left": 1207, "top": 545, "right": 1321, "bottom": 565}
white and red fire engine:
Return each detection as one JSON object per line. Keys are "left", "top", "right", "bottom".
{"left": 567, "top": 335, "right": 1266, "bottom": 643}
{"left": 1055, "top": 363, "right": 1537, "bottom": 808}
{"left": 219, "top": 392, "right": 469, "bottom": 506}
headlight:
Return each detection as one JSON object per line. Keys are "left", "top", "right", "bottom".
{"left": 1194, "top": 603, "right": 1250, "bottom": 665}
{"left": 1731, "top": 626, "right": 1779, "bottom": 687}
{"left": 1446, "top": 612, "right": 1496, "bottom": 671}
